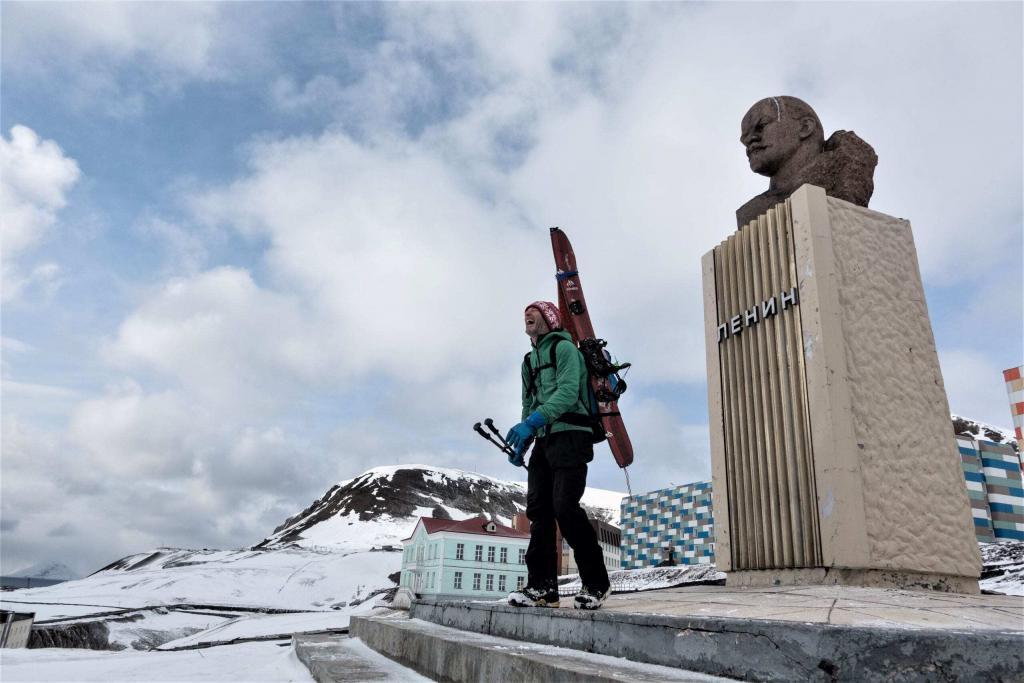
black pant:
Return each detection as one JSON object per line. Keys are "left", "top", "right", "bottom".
{"left": 524, "top": 431, "right": 610, "bottom": 592}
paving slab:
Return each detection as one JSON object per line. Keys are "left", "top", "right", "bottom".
{"left": 595, "top": 584, "right": 1023, "bottom": 630}
{"left": 409, "top": 584, "right": 1023, "bottom": 682}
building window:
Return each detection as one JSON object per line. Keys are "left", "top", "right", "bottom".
{"left": 499, "top": 547, "right": 508, "bottom": 563}
{"left": 474, "top": 545, "right": 483, "bottom": 562}
{"left": 516, "top": 576, "right": 525, "bottom": 590}
{"left": 473, "top": 573, "right": 481, "bottom": 591}
{"left": 454, "top": 571, "right": 463, "bottom": 590}
{"left": 456, "top": 543, "right": 464, "bottom": 560}
{"left": 487, "top": 546, "right": 495, "bottom": 563}
{"left": 498, "top": 575, "right": 507, "bottom": 592}
{"left": 417, "top": 546, "right": 423, "bottom": 562}
{"left": 518, "top": 548, "right": 526, "bottom": 564}
{"left": 486, "top": 574, "right": 494, "bottom": 591}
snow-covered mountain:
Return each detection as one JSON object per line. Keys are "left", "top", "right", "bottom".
{"left": 9, "top": 561, "right": 78, "bottom": 580}
{"left": 255, "top": 464, "right": 625, "bottom": 552}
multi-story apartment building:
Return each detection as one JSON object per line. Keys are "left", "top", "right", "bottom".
{"left": 399, "top": 516, "right": 529, "bottom": 599}
{"left": 958, "top": 436, "right": 1024, "bottom": 542}
{"left": 619, "top": 481, "right": 714, "bottom": 568}
{"left": 561, "top": 517, "right": 621, "bottom": 574}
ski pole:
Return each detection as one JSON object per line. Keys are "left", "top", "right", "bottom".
{"left": 483, "top": 418, "right": 513, "bottom": 449}
{"left": 473, "top": 422, "right": 515, "bottom": 457}
{"left": 473, "top": 421, "right": 529, "bottom": 469}
{"left": 483, "top": 418, "right": 532, "bottom": 465}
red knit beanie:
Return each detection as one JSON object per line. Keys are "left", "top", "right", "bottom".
{"left": 525, "top": 301, "right": 562, "bottom": 331}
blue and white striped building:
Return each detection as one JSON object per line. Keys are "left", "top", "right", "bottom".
{"left": 619, "top": 481, "right": 714, "bottom": 568}
{"left": 958, "top": 436, "right": 1024, "bottom": 542}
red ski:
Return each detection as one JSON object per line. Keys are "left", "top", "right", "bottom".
{"left": 549, "top": 227, "right": 634, "bottom": 468}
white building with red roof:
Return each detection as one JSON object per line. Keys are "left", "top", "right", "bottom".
{"left": 399, "top": 516, "right": 530, "bottom": 599}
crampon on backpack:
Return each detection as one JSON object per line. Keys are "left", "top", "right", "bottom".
{"left": 523, "top": 337, "right": 630, "bottom": 444}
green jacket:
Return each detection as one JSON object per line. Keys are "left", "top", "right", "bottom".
{"left": 521, "top": 330, "right": 591, "bottom": 438}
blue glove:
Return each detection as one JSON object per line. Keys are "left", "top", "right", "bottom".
{"left": 505, "top": 411, "right": 546, "bottom": 456}
{"left": 508, "top": 446, "right": 526, "bottom": 468}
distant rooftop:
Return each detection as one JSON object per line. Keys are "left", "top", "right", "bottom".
{"left": 404, "top": 516, "right": 529, "bottom": 541}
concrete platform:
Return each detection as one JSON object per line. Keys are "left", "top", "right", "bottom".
{"left": 595, "top": 584, "right": 1023, "bottom": 631}
{"left": 409, "top": 585, "right": 1024, "bottom": 682}
{"left": 349, "top": 612, "right": 731, "bottom": 682}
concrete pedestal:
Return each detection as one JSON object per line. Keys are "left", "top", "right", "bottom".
{"left": 702, "top": 184, "right": 980, "bottom": 591}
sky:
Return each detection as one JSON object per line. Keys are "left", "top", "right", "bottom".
{"left": 1, "top": 2, "right": 1021, "bottom": 577}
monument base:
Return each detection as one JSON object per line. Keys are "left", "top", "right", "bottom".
{"left": 726, "top": 567, "right": 979, "bottom": 594}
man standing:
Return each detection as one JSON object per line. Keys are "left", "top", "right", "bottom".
{"left": 505, "top": 301, "right": 611, "bottom": 610}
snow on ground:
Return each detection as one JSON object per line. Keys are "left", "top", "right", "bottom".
{"left": 0, "top": 641, "right": 314, "bottom": 682}
{"left": 980, "top": 540, "right": 1024, "bottom": 596}
{"left": 104, "top": 609, "right": 231, "bottom": 651}
{"left": 0, "top": 601, "right": 128, "bottom": 622}
{"left": 157, "top": 603, "right": 384, "bottom": 650}
{"left": 557, "top": 564, "right": 725, "bottom": 595}
{"left": 0, "top": 547, "right": 401, "bottom": 613}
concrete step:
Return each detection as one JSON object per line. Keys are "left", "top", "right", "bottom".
{"left": 410, "top": 597, "right": 1024, "bottom": 682}
{"left": 294, "top": 632, "right": 432, "bottom": 683}
{"left": 349, "top": 612, "right": 731, "bottom": 682}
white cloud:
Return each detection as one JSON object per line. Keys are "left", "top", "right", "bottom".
{"left": 67, "top": 380, "right": 205, "bottom": 478}
{"left": 133, "top": 216, "right": 209, "bottom": 274}
{"left": 0, "top": 125, "right": 80, "bottom": 301}
{"left": 615, "top": 397, "right": 711, "bottom": 491}
{"left": 2, "top": 3, "right": 220, "bottom": 83}
{"left": 191, "top": 132, "right": 546, "bottom": 385}
{"left": 4, "top": 3, "right": 217, "bottom": 72}
{"left": 0, "top": 3, "right": 287, "bottom": 116}
{"left": 0, "top": 381, "right": 335, "bottom": 574}
{"left": 104, "top": 267, "right": 332, "bottom": 414}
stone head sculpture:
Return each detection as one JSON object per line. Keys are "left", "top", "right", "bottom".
{"left": 736, "top": 96, "right": 877, "bottom": 228}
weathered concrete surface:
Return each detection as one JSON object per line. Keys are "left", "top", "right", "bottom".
{"left": 350, "top": 613, "right": 730, "bottom": 682}
{"left": 593, "top": 584, "right": 1023, "bottom": 631}
{"left": 410, "top": 587, "right": 1024, "bottom": 682}
{"left": 819, "top": 194, "right": 979, "bottom": 577}
{"left": 294, "top": 632, "right": 430, "bottom": 682}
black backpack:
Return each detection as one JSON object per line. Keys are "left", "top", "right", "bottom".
{"left": 522, "top": 337, "right": 629, "bottom": 445}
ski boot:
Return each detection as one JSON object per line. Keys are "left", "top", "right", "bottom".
{"left": 508, "top": 584, "right": 559, "bottom": 608}
{"left": 573, "top": 585, "right": 610, "bottom": 610}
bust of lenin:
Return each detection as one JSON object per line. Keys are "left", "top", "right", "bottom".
{"left": 736, "top": 96, "right": 877, "bottom": 228}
